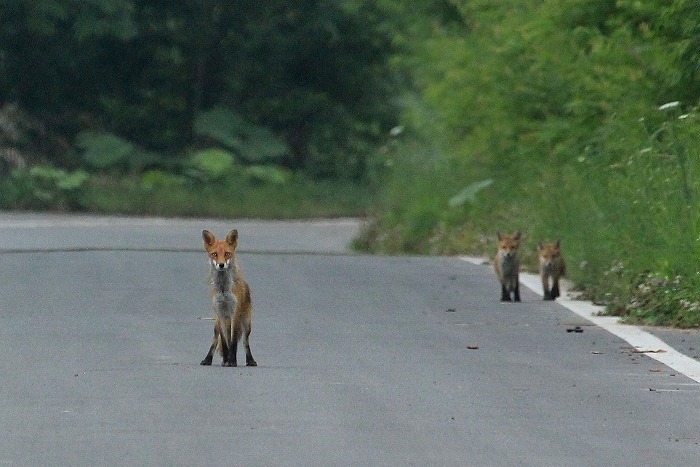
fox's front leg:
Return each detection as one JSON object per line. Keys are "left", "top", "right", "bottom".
{"left": 220, "top": 338, "right": 232, "bottom": 367}
{"left": 231, "top": 322, "right": 257, "bottom": 367}
{"left": 200, "top": 325, "right": 219, "bottom": 366}
{"left": 551, "top": 276, "right": 561, "bottom": 299}
{"left": 243, "top": 325, "right": 257, "bottom": 367}
{"left": 500, "top": 283, "right": 511, "bottom": 302}
{"left": 542, "top": 274, "right": 552, "bottom": 300}
{"left": 221, "top": 318, "right": 235, "bottom": 367}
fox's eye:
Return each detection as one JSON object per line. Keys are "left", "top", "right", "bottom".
{"left": 225, "top": 252, "right": 231, "bottom": 258}
{"left": 211, "top": 252, "right": 217, "bottom": 258}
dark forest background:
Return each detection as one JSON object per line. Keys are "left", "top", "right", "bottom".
{"left": 0, "top": 0, "right": 400, "bottom": 179}
{"left": 5, "top": 1, "right": 700, "bottom": 325}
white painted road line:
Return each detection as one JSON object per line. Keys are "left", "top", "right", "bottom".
{"left": 461, "top": 256, "right": 700, "bottom": 384}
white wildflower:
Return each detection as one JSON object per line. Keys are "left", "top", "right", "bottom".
{"left": 658, "top": 101, "right": 680, "bottom": 110}
{"left": 389, "top": 125, "right": 404, "bottom": 137}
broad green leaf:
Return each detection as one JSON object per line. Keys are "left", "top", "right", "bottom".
{"left": 448, "top": 179, "right": 494, "bottom": 207}
{"left": 75, "top": 131, "right": 136, "bottom": 169}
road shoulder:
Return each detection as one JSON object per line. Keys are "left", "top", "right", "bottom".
{"left": 461, "top": 255, "right": 700, "bottom": 384}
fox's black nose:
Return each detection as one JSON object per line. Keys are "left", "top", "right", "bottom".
{"left": 218, "top": 263, "right": 225, "bottom": 269}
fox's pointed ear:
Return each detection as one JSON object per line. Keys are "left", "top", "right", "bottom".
{"left": 497, "top": 232, "right": 503, "bottom": 240}
{"left": 202, "top": 230, "right": 216, "bottom": 247}
{"left": 514, "top": 231, "right": 522, "bottom": 240}
{"left": 226, "top": 229, "right": 238, "bottom": 248}
{"left": 555, "top": 239, "right": 561, "bottom": 247}
{"left": 538, "top": 242, "right": 544, "bottom": 250}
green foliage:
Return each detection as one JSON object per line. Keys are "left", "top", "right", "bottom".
{"left": 75, "top": 131, "right": 136, "bottom": 170}
{"left": 361, "top": 0, "right": 700, "bottom": 326}
{"left": 139, "top": 170, "right": 187, "bottom": 190}
{"left": 242, "top": 165, "right": 291, "bottom": 186}
{"left": 193, "top": 108, "right": 245, "bottom": 152}
{"left": 75, "top": 130, "right": 163, "bottom": 172}
{"left": 0, "top": 166, "right": 89, "bottom": 210}
{"left": 1, "top": 0, "right": 400, "bottom": 179}
{"left": 194, "top": 107, "right": 289, "bottom": 163}
{"left": 82, "top": 172, "right": 376, "bottom": 219}
{"left": 186, "top": 148, "right": 236, "bottom": 182}
{"left": 590, "top": 268, "right": 700, "bottom": 328}
{"left": 448, "top": 179, "right": 494, "bottom": 208}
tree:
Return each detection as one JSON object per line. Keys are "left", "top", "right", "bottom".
{"left": 0, "top": 0, "right": 401, "bottom": 178}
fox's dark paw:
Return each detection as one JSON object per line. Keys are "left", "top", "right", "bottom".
{"left": 222, "top": 361, "right": 237, "bottom": 367}
{"left": 200, "top": 358, "right": 212, "bottom": 366}
{"left": 246, "top": 360, "right": 257, "bottom": 367}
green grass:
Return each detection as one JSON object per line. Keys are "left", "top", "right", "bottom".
{"left": 79, "top": 174, "right": 377, "bottom": 219}
{"left": 351, "top": 0, "right": 700, "bottom": 327}
{"left": 0, "top": 170, "right": 375, "bottom": 219}
{"left": 357, "top": 109, "right": 700, "bottom": 328}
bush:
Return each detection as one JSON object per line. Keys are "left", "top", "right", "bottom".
{"left": 75, "top": 131, "right": 161, "bottom": 172}
{"left": 361, "top": 0, "right": 700, "bottom": 326}
{"left": 242, "top": 165, "right": 291, "bottom": 186}
{"left": 139, "top": 170, "right": 187, "bottom": 190}
{"left": 194, "top": 107, "right": 289, "bottom": 163}
{"left": 185, "top": 148, "right": 237, "bottom": 182}
{"left": 0, "top": 166, "right": 89, "bottom": 210}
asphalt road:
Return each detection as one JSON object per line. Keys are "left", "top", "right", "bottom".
{"left": 0, "top": 213, "right": 699, "bottom": 466}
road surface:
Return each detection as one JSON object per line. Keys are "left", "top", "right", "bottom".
{"left": 0, "top": 213, "right": 698, "bottom": 465}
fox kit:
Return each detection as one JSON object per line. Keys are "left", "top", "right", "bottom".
{"left": 494, "top": 231, "right": 521, "bottom": 302}
{"left": 539, "top": 240, "right": 566, "bottom": 300}
{"left": 200, "top": 229, "right": 257, "bottom": 367}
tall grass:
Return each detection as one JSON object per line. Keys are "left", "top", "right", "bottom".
{"left": 73, "top": 174, "right": 377, "bottom": 219}
{"left": 358, "top": 0, "right": 700, "bottom": 326}
{"left": 359, "top": 105, "right": 700, "bottom": 326}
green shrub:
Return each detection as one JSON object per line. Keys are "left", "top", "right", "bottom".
{"left": 140, "top": 170, "right": 187, "bottom": 190}
{"left": 242, "top": 165, "right": 291, "bottom": 186}
{"left": 75, "top": 131, "right": 160, "bottom": 172}
{"left": 361, "top": 0, "right": 700, "bottom": 326}
{"left": 194, "top": 107, "right": 289, "bottom": 163}
{"left": 75, "top": 131, "right": 135, "bottom": 169}
{"left": 186, "top": 148, "right": 237, "bottom": 182}
{"left": 81, "top": 172, "right": 376, "bottom": 219}
{"left": 0, "top": 166, "right": 89, "bottom": 210}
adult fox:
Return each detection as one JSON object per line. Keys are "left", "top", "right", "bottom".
{"left": 200, "top": 229, "right": 257, "bottom": 367}
{"left": 494, "top": 231, "right": 521, "bottom": 302}
{"left": 539, "top": 240, "right": 566, "bottom": 300}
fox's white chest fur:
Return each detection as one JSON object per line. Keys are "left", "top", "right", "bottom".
{"left": 211, "top": 268, "right": 237, "bottom": 318}
{"left": 497, "top": 250, "right": 519, "bottom": 277}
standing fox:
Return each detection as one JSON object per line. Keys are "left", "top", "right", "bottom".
{"left": 494, "top": 231, "right": 521, "bottom": 302}
{"left": 200, "top": 229, "right": 257, "bottom": 367}
{"left": 538, "top": 240, "right": 566, "bottom": 301}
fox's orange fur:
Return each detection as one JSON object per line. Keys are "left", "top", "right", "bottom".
{"left": 538, "top": 240, "right": 566, "bottom": 301}
{"left": 200, "top": 229, "right": 256, "bottom": 367}
{"left": 494, "top": 231, "right": 521, "bottom": 302}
